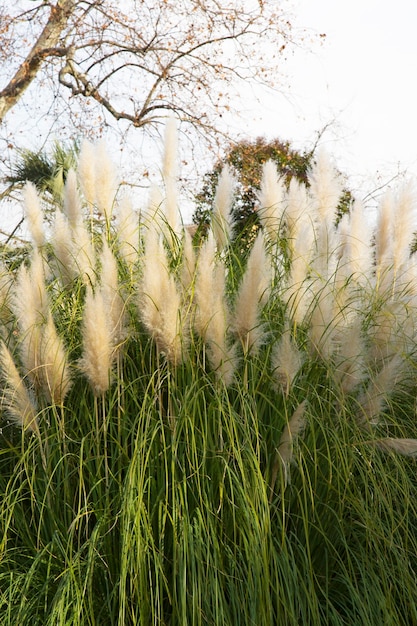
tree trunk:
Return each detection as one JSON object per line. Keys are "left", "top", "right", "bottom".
{"left": 0, "top": 0, "right": 76, "bottom": 124}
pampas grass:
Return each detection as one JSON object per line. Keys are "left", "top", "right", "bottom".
{"left": 0, "top": 341, "right": 39, "bottom": 433}
{"left": 2, "top": 127, "right": 417, "bottom": 626}
{"left": 23, "top": 182, "right": 45, "bottom": 249}
{"left": 79, "top": 286, "right": 113, "bottom": 396}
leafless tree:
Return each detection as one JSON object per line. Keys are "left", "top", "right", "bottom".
{"left": 0, "top": 0, "right": 304, "bottom": 149}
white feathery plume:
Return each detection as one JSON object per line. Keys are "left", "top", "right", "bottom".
{"left": 180, "top": 227, "right": 196, "bottom": 293}
{"left": 145, "top": 183, "right": 164, "bottom": 226}
{"left": 194, "top": 230, "right": 218, "bottom": 339}
{"left": 277, "top": 400, "right": 307, "bottom": 487}
{"left": 51, "top": 210, "right": 77, "bottom": 285}
{"left": 116, "top": 195, "right": 140, "bottom": 267}
{"left": 39, "top": 313, "right": 72, "bottom": 404}
{"left": 63, "top": 168, "right": 82, "bottom": 228}
{"left": 12, "top": 250, "right": 50, "bottom": 391}
{"left": 212, "top": 165, "right": 235, "bottom": 250}
{"left": 272, "top": 325, "right": 303, "bottom": 397}
{"left": 374, "top": 190, "right": 395, "bottom": 283}
{"left": 232, "top": 231, "right": 270, "bottom": 354}
{"left": 0, "top": 264, "right": 13, "bottom": 328}
{"left": 344, "top": 199, "right": 374, "bottom": 283}
{"left": 23, "top": 182, "right": 45, "bottom": 248}
{"left": 139, "top": 224, "right": 185, "bottom": 364}
{"left": 370, "top": 437, "right": 417, "bottom": 457}
{"left": 77, "top": 140, "right": 96, "bottom": 209}
{"left": 79, "top": 286, "right": 113, "bottom": 396}
{"left": 70, "top": 219, "right": 96, "bottom": 285}
{"left": 392, "top": 182, "right": 417, "bottom": 275}
{"left": 308, "top": 150, "right": 343, "bottom": 223}
{"left": 283, "top": 222, "right": 315, "bottom": 323}
{"left": 308, "top": 279, "right": 337, "bottom": 360}
{"left": 257, "top": 160, "right": 285, "bottom": 241}
{"left": 13, "top": 249, "right": 48, "bottom": 332}
{"left": 0, "top": 341, "right": 39, "bottom": 433}
{"left": 94, "top": 140, "right": 118, "bottom": 221}
{"left": 333, "top": 316, "right": 366, "bottom": 394}
{"left": 286, "top": 178, "right": 310, "bottom": 244}
{"left": 357, "top": 354, "right": 405, "bottom": 429}
{"left": 194, "top": 230, "right": 236, "bottom": 383}
{"left": 99, "top": 239, "right": 126, "bottom": 349}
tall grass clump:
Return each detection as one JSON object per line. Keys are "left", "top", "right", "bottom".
{"left": 1, "top": 126, "right": 417, "bottom": 625}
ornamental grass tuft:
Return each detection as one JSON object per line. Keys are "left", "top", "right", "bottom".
{"left": 1, "top": 124, "right": 417, "bottom": 625}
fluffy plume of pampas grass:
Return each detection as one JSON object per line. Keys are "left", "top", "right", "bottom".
{"left": 99, "top": 239, "right": 126, "bottom": 350}
{"left": 139, "top": 224, "right": 185, "bottom": 364}
{"left": 116, "top": 195, "right": 140, "bottom": 268}
{"left": 308, "top": 150, "right": 343, "bottom": 223}
{"left": 308, "top": 280, "right": 337, "bottom": 360}
{"left": 285, "top": 178, "right": 310, "bottom": 243}
{"left": 272, "top": 325, "right": 303, "bottom": 397}
{"left": 212, "top": 165, "right": 235, "bottom": 250}
{"left": 23, "top": 182, "right": 45, "bottom": 248}
{"left": 273, "top": 400, "right": 307, "bottom": 490}
{"left": 77, "top": 140, "right": 96, "bottom": 208}
{"left": 63, "top": 168, "right": 82, "bottom": 228}
{"left": 340, "top": 200, "right": 374, "bottom": 285}
{"left": 232, "top": 231, "right": 270, "bottom": 354}
{"left": 180, "top": 227, "right": 196, "bottom": 293}
{"left": 369, "top": 437, "right": 417, "bottom": 457}
{"left": 12, "top": 252, "right": 44, "bottom": 392}
{"left": 357, "top": 354, "right": 405, "bottom": 429}
{"left": 0, "top": 341, "right": 39, "bottom": 433}
{"left": 39, "top": 314, "right": 72, "bottom": 404}
{"left": 374, "top": 191, "right": 394, "bottom": 285}
{"left": 392, "top": 183, "right": 417, "bottom": 276}
{"left": 69, "top": 219, "right": 96, "bottom": 285}
{"left": 333, "top": 316, "right": 366, "bottom": 394}
{"left": 79, "top": 287, "right": 113, "bottom": 396}
{"left": 257, "top": 160, "right": 285, "bottom": 242}
{"left": 194, "top": 231, "right": 236, "bottom": 384}
{"left": 94, "top": 141, "right": 118, "bottom": 222}
{"left": 51, "top": 211, "right": 78, "bottom": 285}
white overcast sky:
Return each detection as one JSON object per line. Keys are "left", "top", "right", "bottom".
{"left": 249, "top": 0, "right": 417, "bottom": 205}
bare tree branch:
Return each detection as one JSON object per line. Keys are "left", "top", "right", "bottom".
{"left": 0, "top": 0, "right": 77, "bottom": 123}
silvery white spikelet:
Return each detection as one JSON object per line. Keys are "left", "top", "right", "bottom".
{"left": 257, "top": 160, "right": 285, "bottom": 242}
{"left": 0, "top": 341, "right": 39, "bottom": 433}
{"left": 357, "top": 354, "right": 405, "bottom": 429}
{"left": 277, "top": 400, "right": 307, "bottom": 487}
{"left": 99, "top": 239, "right": 126, "bottom": 349}
{"left": 63, "top": 168, "right": 82, "bottom": 228}
{"left": 194, "top": 230, "right": 236, "bottom": 383}
{"left": 116, "top": 195, "right": 140, "bottom": 267}
{"left": 232, "top": 231, "right": 270, "bottom": 354}
{"left": 95, "top": 140, "right": 118, "bottom": 221}
{"left": 12, "top": 250, "right": 49, "bottom": 383}
{"left": 77, "top": 140, "right": 96, "bottom": 209}
{"left": 79, "top": 286, "right": 113, "bottom": 396}
{"left": 70, "top": 219, "right": 96, "bottom": 285}
{"left": 51, "top": 210, "right": 77, "bottom": 285}
{"left": 212, "top": 165, "right": 235, "bottom": 250}
{"left": 392, "top": 182, "right": 417, "bottom": 276}
{"left": 23, "top": 182, "right": 45, "bottom": 249}
{"left": 39, "top": 313, "right": 72, "bottom": 404}
{"left": 308, "top": 150, "right": 343, "bottom": 223}
{"left": 344, "top": 199, "right": 374, "bottom": 284}
{"left": 139, "top": 223, "right": 184, "bottom": 364}
{"left": 272, "top": 325, "right": 303, "bottom": 397}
